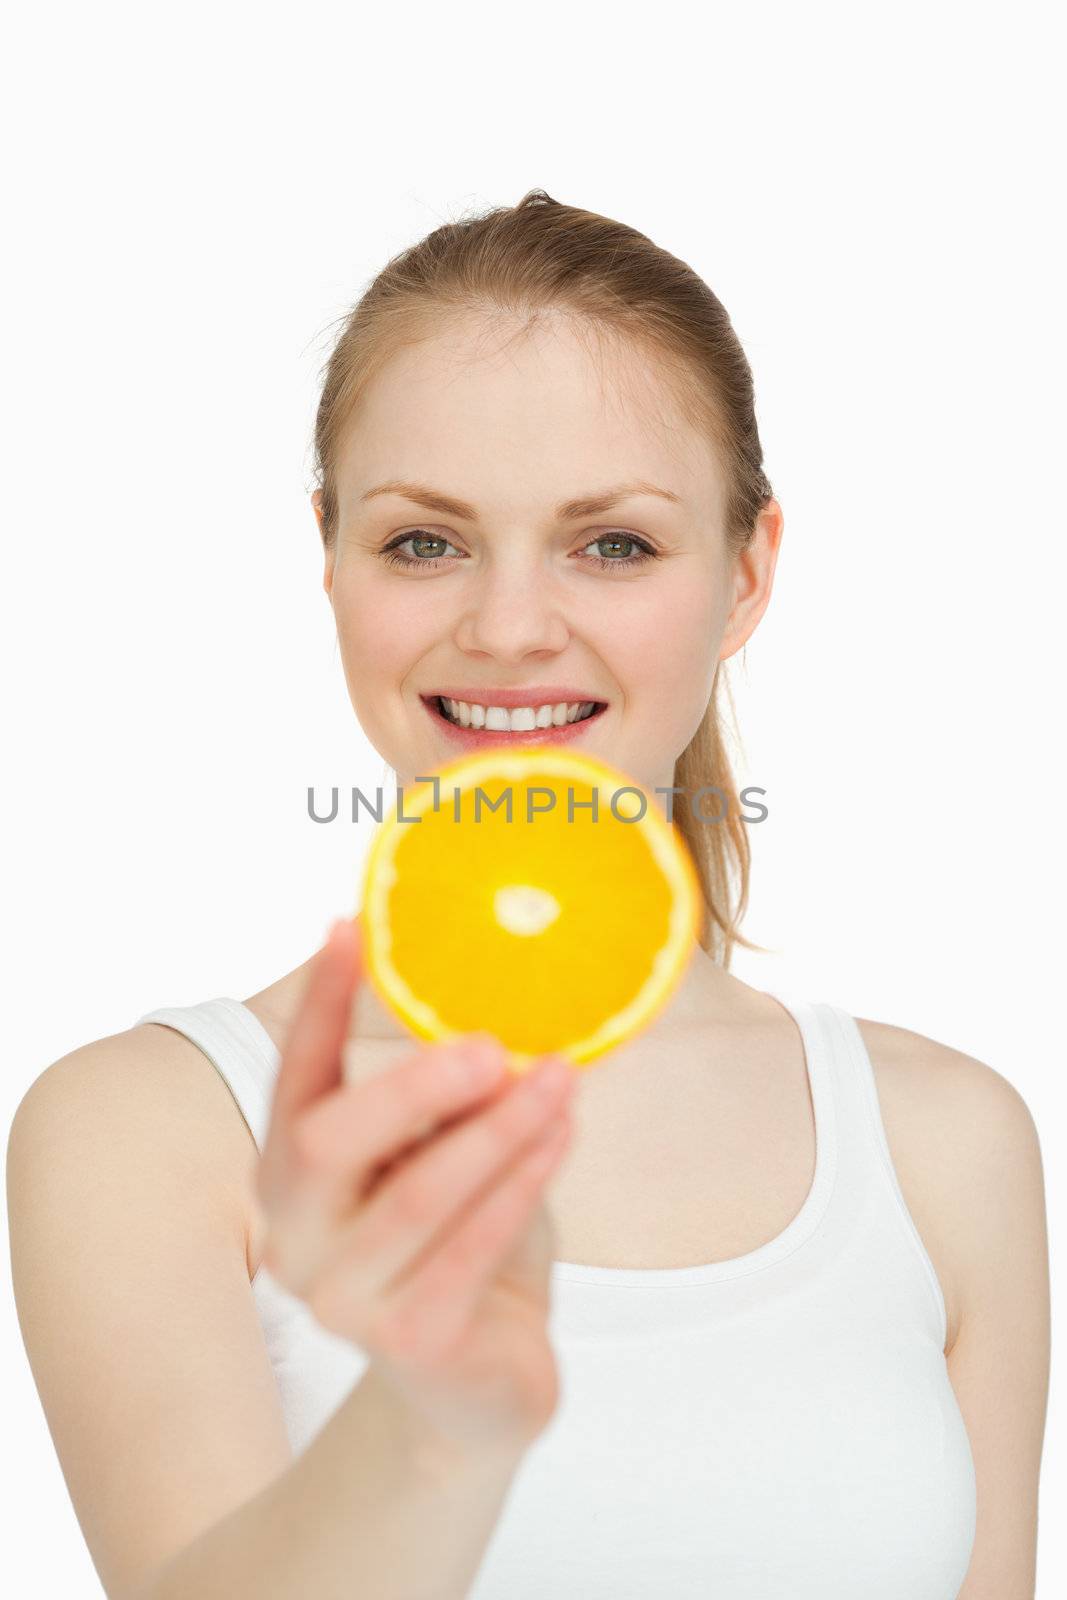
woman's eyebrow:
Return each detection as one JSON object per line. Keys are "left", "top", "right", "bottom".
{"left": 358, "top": 479, "right": 683, "bottom": 522}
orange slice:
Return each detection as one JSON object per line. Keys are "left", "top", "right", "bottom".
{"left": 358, "top": 745, "right": 701, "bottom": 1072}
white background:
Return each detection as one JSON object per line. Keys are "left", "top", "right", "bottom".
{"left": 2, "top": 1, "right": 1063, "bottom": 1594}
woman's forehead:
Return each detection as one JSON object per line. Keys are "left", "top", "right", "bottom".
{"left": 337, "top": 324, "right": 720, "bottom": 515}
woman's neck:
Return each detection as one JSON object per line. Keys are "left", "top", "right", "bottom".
{"left": 245, "top": 931, "right": 761, "bottom": 1062}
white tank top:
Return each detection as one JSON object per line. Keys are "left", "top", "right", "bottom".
{"left": 134, "top": 991, "right": 977, "bottom": 1598}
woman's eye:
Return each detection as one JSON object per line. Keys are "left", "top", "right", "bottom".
{"left": 377, "top": 530, "right": 463, "bottom": 570}
{"left": 579, "top": 532, "right": 658, "bottom": 569}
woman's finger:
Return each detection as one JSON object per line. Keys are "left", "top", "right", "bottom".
{"left": 272, "top": 1036, "right": 511, "bottom": 1251}
{"left": 392, "top": 1115, "right": 572, "bottom": 1356}
{"left": 311, "top": 1055, "right": 573, "bottom": 1301}
{"left": 291, "top": 1032, "right": 513, "bottom": 1182}
{"left": 267, "top": 917, "right": 363, "bottom": 1141}
{"left": 313, "top": 1112, "right": 572, "bottom": 1361}
{"left": 257, "top": 917, "right": 363, "bottom": 1228}
{"left": 259, "top": 1034, "right": 512, "bottom": 1295}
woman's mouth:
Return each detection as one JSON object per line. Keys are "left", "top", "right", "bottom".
{"left": 421, "top": 693, "right": 608, "bottom": 747}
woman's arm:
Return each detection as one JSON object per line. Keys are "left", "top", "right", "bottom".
{"left": 134, "top": 1363, "right": 524, "bottom": 1600}
{"left": 861, "top": 1022, "right": 1051, "bottom": 1599}
{"left": 942, "top": 1060, "right": 1049, "bottom": 1600}
{"left": 7, "top": 1029, "right": 524, "bottom": 1600}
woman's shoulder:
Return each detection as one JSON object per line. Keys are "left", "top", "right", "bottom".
{"left": 852, "top": 1012, "right": 1039, "bottom": 1138}
{"left": 14, "top": 1011, "right": 263, "bottom": 1134}
{"left": 9, "top": 1016, "right": 262, "bottom": 1275}
{"left": 852, "top": 1013, "right": 1045, "bottom": 1354}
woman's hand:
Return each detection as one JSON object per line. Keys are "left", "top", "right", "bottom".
{"left": 254, "top": 918, "right": 576, "bottom": 1463}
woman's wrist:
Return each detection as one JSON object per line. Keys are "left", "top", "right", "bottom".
{"left": 361, "top": 1359, "right": 533, "bottom": 1492}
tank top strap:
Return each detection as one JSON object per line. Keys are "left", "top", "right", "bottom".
{"left": 134, "top": 996, "right": 282, "bottom": 1151}
{"left": 791, "top": 995, "right": 948, "bottom": 1350}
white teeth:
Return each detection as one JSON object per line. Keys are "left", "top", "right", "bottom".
{"left": 438, "top": 697, "right": 601, "bottom": 731}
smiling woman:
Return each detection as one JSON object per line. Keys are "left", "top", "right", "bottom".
{"left": 7, "top": 188, "right": 1048, "bottom": 1600}
{"left": 311, "top": 228, "right": 775, "bottom": 962}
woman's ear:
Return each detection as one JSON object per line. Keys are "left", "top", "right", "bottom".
{"left": 718, "top": 501, "right": 784, "bottom": 662}
{"left": 311, "top": 489, "right": 334, "bottom": 596}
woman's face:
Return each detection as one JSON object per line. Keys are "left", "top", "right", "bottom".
{"left": 315, "top": 311, "right": 780, "bottom": 797}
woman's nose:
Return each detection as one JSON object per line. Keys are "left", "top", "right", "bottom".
{"left": 454, "top": 560, "right": 571, "bottom": 658}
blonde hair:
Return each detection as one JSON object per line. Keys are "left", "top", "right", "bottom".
{"left": 312, "top": 189, "right": 774, "bottom": 967}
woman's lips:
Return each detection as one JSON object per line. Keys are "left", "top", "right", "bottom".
{"left": 421, "top": 694, "right": 607, "bottom": 748}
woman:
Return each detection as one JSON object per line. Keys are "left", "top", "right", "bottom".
{"left": 8, "top": 190, "right": 1049, "bottom": 1599}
